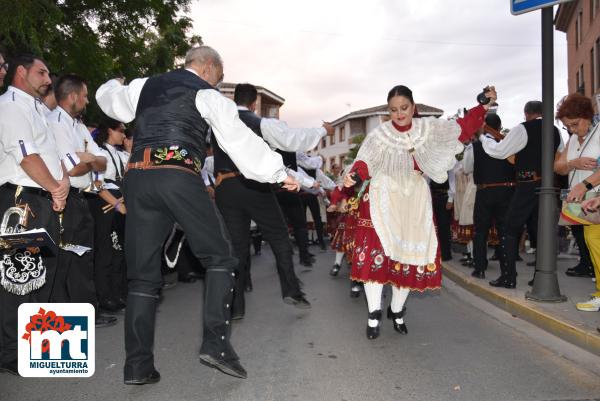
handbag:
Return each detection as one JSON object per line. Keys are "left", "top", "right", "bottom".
{"left": 559, "top": 191, "right": 600, "bottom": 225}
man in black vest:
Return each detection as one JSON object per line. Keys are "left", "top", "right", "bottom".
{"left": 214, "top": 83, "right": 333, "bottom": 320}
{"left": 463, "top": 114, "right": 515, "bottom": 280}
{"left": 481, "top": 101, "right": 560, "bottom": 288}
{"left": 96, "top": 47, "right": 300, "bottom": 383}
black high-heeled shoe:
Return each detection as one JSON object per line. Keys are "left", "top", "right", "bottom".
{"left": 387, "top": 306, "right": 407, "bottom": 334}
{"left": 366, "top": 310, "right": 382, "bottom": 340}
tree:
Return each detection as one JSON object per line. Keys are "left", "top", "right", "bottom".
{"left": 0, "top": 0, "right": 202, "bottom": 122}
{"left": 345, "top": 134, "right": 366, "bottom": 165}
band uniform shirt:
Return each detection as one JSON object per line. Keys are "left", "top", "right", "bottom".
{"left": 48, "top": 106, "right": 105, "bottom": 189}
{"left": 0, "top": 86, "right": 63, "bottom": 188}
{"left": 99, "top": 143, "right": 129, "bottom": 185}
{"left": 96, "top": 74, "right": 288, "bottom": 184}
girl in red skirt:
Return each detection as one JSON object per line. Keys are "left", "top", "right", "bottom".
{"left": 343, "top": 84, "right": 496, "bottom": 339}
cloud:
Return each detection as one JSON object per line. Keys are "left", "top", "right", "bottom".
{"left": 190, "top": 0, "right": 568, "bottom": 128}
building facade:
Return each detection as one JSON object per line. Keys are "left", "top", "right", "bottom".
{"left": 556, "top": 0, "right": 600, "bottom": 99}
{"left": 315, "top": 104, "right": 444, "bottom": 172}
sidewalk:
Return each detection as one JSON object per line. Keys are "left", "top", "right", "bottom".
{"left": 442, "top": 250, "right": 600, "bottom": 356}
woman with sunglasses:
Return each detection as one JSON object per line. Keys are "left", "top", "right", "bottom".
{"left": 90, "top": 117, "right": 129, "bottom": 313}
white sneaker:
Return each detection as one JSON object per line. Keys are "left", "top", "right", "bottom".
{"left": 576, "top": 296, "right": 600, "bottom": 311}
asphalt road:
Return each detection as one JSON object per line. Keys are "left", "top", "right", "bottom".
{"left": 1, "top": 246, "right": 600, "bottom": 401}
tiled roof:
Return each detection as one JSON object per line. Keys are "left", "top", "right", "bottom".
{"left": 332, "top": 103, "right": 444, "bottom": 125}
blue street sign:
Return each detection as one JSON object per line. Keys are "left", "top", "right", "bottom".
{"left": 511, "top": 0, "right": 574, "bottom": 15}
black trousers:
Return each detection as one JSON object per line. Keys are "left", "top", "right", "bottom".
{"left": 431, "top": 192, "right": 452, "bottom": 260}
{"left": 122, "top": 169, "right": 238, "bottom": 379}
{"left": 89, "top": 192, "right": 127, "bottom": 304}
{"left": 501, "top": 181, "right": 540, "bottom": 280}
{"left": 302, "top": 193, "right": 324, "bottom": 245}
{"left": 472, "top": 186, "right": 514, "bottom": 272}
{"left": 216, "top": 177, "right": 303, "bottom": 316}
{"left": 0, "top": 186, "right": 59, "bottom": 368}
{"left": 276, "top": 190, "right": 311, "bottom": 261}
{"left": 52, "top": 191, "right": 97, "bottom": 305}
{"left": 570, "top": 224, "right": 593, "bottom": 269}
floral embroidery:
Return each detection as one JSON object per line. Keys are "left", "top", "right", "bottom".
{"left": 153, "top": 146, "right": 202, "bottom": 174}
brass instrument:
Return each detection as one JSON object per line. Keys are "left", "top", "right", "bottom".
{"left": 83, "top": 139, "right": 101, "bottom": 193}
{"left": 0, "top": 204, "right": 31, "bottom": 250}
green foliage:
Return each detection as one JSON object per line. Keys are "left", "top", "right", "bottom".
{"left": 0, "top": 0, "right": 202, "bottom": 122}
{"left": 345, "top": 134, "right": 366, "bottom": 164}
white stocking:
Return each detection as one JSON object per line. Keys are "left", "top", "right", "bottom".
{"left": 364, "top": 282, "right": 383, "bottom": 327}
{"left": 390, "top": 287, "right": 410, "bottom": 324}
{"left": 334, "top": 252, "right": 344, "bottom": 265}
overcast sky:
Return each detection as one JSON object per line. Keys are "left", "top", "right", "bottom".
{"left": 189, "top": 0, "right": 569, "bottom": 129}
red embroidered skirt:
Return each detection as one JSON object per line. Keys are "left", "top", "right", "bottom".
{"left": 349, "top": 189, "right": 442, "bottom": 291}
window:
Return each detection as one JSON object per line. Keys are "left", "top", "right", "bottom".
{"left": 330, "top": 132, "right": 336, "bottom": 145}
{"left": 576, "top": 10, "right": 583, "bottom": 49}
{"left": 321, "top": 137, "right": 327, "bottom": 148}
{"left": 593, "top": 0, "right": 600, "bottom": 20}
{"left": 339, "top": 125, "right": 346, "bottom": 142}
{"left": 339, "top": 154, "right": 346, "bottom": 167}
{"left": 593, "top": 46, "right": 597, "bottom": 91}
{"left": 577, "top": 64, "right": 585, "bottom": 94}
{"left": 329, "top": 157, "right": 336, "bottom": 170}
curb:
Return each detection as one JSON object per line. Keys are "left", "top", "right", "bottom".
{"left": 442, "top": 262, "right": 600, "bottom": 357}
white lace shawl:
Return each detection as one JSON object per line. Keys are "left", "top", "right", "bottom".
{"left": 355, "top": 118, "right": 464, "bottom": 187}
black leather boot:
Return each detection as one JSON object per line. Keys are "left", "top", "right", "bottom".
{"left": 366, "top": 310, "right": 382, "bottom": 340}
{"left": 198, "top": 270, "right": 247, "bottom": 379}
{"left": 124, "top": 292, "right": 160, "bottom": 384}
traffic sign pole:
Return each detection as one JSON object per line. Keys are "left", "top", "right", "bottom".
{"left": 525, "top": 6, "right": 566, "bottom": 302}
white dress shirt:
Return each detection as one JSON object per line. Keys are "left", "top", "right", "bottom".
{"left": 296, "top": 152, "right": 324, "bottom": 170}
{"left": 0, "top": 86, "right": 63, "bottom": 187}
{"left": 48, "top": 107, "right": 106, "bottom": 189}
{"left": 316, "top": 169, "right": 336, "bottom": 190}
{"left": 236, "top": 107, "right": 326, "bottom": 152}
{"left": 293, "top": 166, "right": 316, "bottom": 189}
{"left": 96, "top": 73, "right": 288, "bottom": 184}
{"left": 480, "top": 120, "right": 535, "bottom": 159}
{"left": 201, "top": 155, "right": 215, "bottom": 186}
{"left": 462, "top": 143, "right": 474, "bottom": 175}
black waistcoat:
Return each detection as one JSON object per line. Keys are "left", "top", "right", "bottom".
{"left": 213, "top": 109, "right": 263, "bottom": 174}
{"left": 133, "top": 69, "right": 212, "bottom": 162}
{"left": 429, "top": 179, "right": 449, "bottom": 191}
{"left": 515, "top": 119, "right": 560, "bottom": 175}
{"left": 472, "top": 140, "right": 515, "bottom": 185}
{"left": 276, "top": 150, "right": 297, "bottom": 171}
{"left": 304, "top": 168, "right": 317, "bottom": 179}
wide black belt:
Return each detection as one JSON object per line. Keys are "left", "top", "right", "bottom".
{"left": 128, "top": 146, "right": 202, "bottom": 176}
{"left": 2, "top": 182, "right": 51, "bottom": 198}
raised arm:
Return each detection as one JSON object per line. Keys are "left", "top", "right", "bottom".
{"left": 96, "top": 78, "right": 149, "bottom": 123}
{"left": 196, "top": 89, "right": 288, "bottom": 184}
